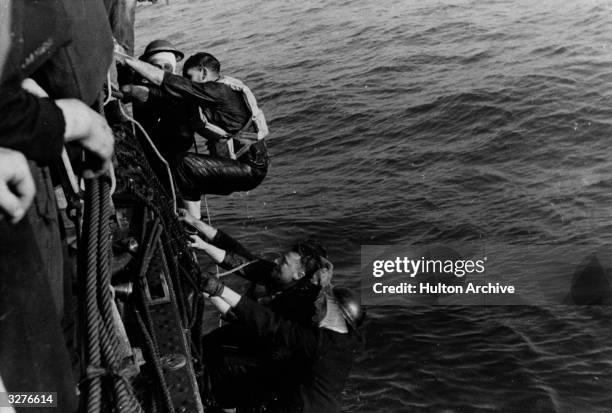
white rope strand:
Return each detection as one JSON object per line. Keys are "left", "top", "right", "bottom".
{"left": 118, "top": 104, "right": 178, "bottom": 214}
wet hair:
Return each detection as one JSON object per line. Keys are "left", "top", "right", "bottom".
{"left": 291, "top": 239, "right": 328, "bottom": 280}
{"left": 182, "top": 52, "right": 221, "bottom": 76}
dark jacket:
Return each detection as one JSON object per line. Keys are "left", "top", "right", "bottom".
{"left": 0, "top": 1, "right": 113, "bottom": 411}
{"left": 132, "top": 86, "right": 195, "bottom": 160}
{"left": 161, "top": 72, "right": 253, "bottom": 135}
{"left": 0, "top": 215, "right": 76, "bottom": 413}
{"left": 232, "top": 298, "right": 360, "bottom": 413}
{"left": 0, "top": 0, "right": 68, "bottom": 164}
{"left": 211, "top": 229, "right": 320, "bottom": 324}
{"left": 160, "top": 72, "right": 269, "bottom": 171}
{"left": 0, "top": 83, "right": 65, "bottom": 164}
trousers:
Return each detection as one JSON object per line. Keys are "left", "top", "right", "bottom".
{"left": 174, "top": 140, "right": 269, "bottom": 201}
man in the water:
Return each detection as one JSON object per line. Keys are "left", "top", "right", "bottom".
{"left": 199, "top": 272, "right": 364, "bottom": 413}
{"left": 180, "top": 211, "right": 332, "bottom": 322}
{"left": 122, "top": 52, "right": 269, "bottom": 219}
{"left": 180, "top": 211, "right": 335, "bottom": 409}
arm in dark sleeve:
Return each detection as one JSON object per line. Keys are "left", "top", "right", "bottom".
{"left": 212, "top": 229, "right": 255, "bottom": 258}
{"left": 145, "top": 85, "right": 165, "bottom": 103}
{"left": 210, "top": 230, "right": 276, "bottom": 284}
{"left": 221, "top": 252, "right": 276, "bottom": 284}
{"left": 233, "top": 296, "right": 319, "bottom": 357}
{"left": 213, "top": 229, "right": 277, "bottom": 283}
{"left": 160, "top": 72, "right": 218, "bottom": 105}
{"left": 144, "top": 84, "right": 183, "bottom": 106}
{"left": 0, "top": 83, "right": 65, "bottom": 165}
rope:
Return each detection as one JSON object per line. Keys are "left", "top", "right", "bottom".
{"left": 102, "top": 71, "right": 113, "bottom": 106}
{"left": 112, "top": 96, "right": 210, "bottom": 407}
{"left": 203, "top": 196, "right": 220, "bottom": 277}
{"left": 134, "top": 309, "right": 176, "bottom": 413}
{"left": 118, "top": 103, "right": 177, "bottom": 214}
{"left": 79, "top": 176, "right": 144, "bottom": 413}
{"left": 203, "top": 195, "right": 224, "bottom": 329}
{"left": 215, "top": 260, "right": 257, "bottom": 278}
{"left": 98, "top": 179, "right": 142, "bottom": 412}
{"left": 203, "top": 195, "right": 213, "bottom": 227}
{"left": 115, "top": 130, "right": 202, "bottom": 295}
{"left": 83, "top": 178, "right": 102, "bottom": 413}
{"left": 79, "top": 97, "right": 144, "bottom": 412}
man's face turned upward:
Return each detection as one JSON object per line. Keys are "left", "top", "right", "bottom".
{"left": 271, "top": 251, "right": 305, "bottom": 285}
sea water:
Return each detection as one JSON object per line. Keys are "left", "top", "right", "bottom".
{"left": 136, "top": 1, "right": 612, "bottom": 411}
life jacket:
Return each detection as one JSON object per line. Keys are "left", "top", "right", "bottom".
{"left": 198, "top": 74, "right": 269, "bottom": 159}
{"left": 218, "top": 75, "right": 269, "bottom": 140}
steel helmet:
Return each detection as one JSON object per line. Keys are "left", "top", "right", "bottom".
{"left": 139, "top": 39, "right": 184, "bottom": 62}
{"left": 332, "top": 287, "right": 365, "bottom": 330}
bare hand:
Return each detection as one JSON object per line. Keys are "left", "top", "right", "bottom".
{"left": 188, "top": 234, "right": 209, "bottom": 250}
{"left": 179, "top": 208, "right": 200, "bottom": 227}
{"left": 0, "top": 148, "right": 36, "bottom": 224}
{"left": 179, "top": 209, "right": 218, "bottom": 240}
{"left": 55, "top": 99, "right": 114, "bottom": 177}
{"left": 113, "top": 43, "right": 129, "bottom": 66}
{"left": 121, "top": 84, "right": 150, "bottom": 103}
{"left": 21, "top": 79, "right": 114, "bottom": 177}
{"left": 21, "top": 78, "right": 48, "bottom": 97}
{"left": 313, "top": 257, "right": 334, "bottom": 287}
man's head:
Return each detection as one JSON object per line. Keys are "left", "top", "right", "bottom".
{"left": 271, "top": 239, "right": 328, "bottom": 286}
{"left": 139, "top": 39, "right": 184, "bottom": 74}
{"left": 182, "top": 52, "right": 221, "bottom": 82}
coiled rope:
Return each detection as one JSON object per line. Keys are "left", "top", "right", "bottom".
{"left": 79, "top": 95, "right": 144, "bottom": 412}
{"left": 80, "top": 176, "right": 144, "bottom": 413}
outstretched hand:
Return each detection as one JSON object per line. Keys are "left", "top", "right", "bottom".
{"left": 179, "top": 208, "right": 200, "bottom": 228}
{"left": 201, "top": 274, "right": 225, "bottom": 296}
{"left": 313, "top": 257, "right": 334, "bottom": 287}
{"left": 119, "top": 55, "right": 165, "bottom": 86}
{"left": 21, "top": 78, "right": 114, "bottom": 177}
{"left": 113, "top": 49, "right": 132, "bottom": 66}
{"left": 179, "top": 209, "right": 218, "bottom": 241}
{"left": 121, "top": 85, "right": 150, "bottom": 103}
{"left": 188, "top": 234, "right": 209, "bottom": 250}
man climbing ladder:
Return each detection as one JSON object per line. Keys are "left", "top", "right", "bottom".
{"left": 122, "top": 51, "right": 269, "bottom": 219}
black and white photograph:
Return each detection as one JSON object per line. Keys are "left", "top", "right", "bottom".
{"left": 1, "top": 0, "right": 612, "bottom": 412}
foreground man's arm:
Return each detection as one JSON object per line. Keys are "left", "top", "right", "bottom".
{"left": 122, "top": 55, "right": 219, "bottom": 105}
{"left": 0, "top": 82, "right": 66, "bottom": 164}
{"left": 21, "top": 78, "right": 114, "bottom": 174}
{"left": 0, "top": 79, "right": 114, "bottom": 174}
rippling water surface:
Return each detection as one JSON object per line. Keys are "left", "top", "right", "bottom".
{"left": 136, "top": 1, "right": 612, "bottom": 411}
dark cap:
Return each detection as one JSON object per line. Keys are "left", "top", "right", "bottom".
{"left": 139, "top": 39, "right": 184, "bottom": 62}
